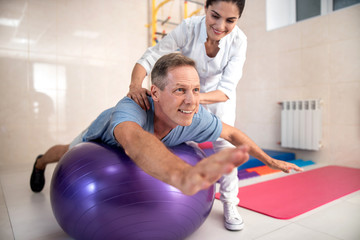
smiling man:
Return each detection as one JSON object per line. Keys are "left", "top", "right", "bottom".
{"left": 31, "top": 53, "right": 302, "bottom": 198}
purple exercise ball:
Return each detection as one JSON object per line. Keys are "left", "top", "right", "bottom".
{"left": 50, "top": 142, "right": 215, "bottom": 240}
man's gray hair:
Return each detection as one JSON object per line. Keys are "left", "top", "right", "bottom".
{"left": 151, "top": 53, "right": 196, "bottom": 90}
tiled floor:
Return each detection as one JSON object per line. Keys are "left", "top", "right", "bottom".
{"left": 1, "top": 164, "right": 359, "bottom": 240}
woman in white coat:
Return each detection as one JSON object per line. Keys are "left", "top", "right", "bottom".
{"left": 127, "top": 0, "right": 247, "bottom": 231}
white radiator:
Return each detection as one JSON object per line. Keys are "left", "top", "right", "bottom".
{"left": 281, "top": 99, "right": 322, "bottom": 150}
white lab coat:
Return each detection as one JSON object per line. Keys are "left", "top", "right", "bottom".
{"left": 138, "top": 15, "right": 247, "bottom": 204}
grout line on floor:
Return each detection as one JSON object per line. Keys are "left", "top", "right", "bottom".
{"left": 0, "top": 179, "right": 15, "bottom": 240}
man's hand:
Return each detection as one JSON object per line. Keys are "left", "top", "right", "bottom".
{"left": 127, "top": 86, "right": 151, "bottom": 110}
{"left": 268, "top": 159, "right": 304, "bottom": 173}
{"left": 178, "top": 145, "right": 250, "bottom": 195}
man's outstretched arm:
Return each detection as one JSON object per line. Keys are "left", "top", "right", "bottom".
{"left": 114, "top": 121, "right": 249, "bottom": 195}
{"left": 220, "top": 123, "right": 304, "bottom": 173}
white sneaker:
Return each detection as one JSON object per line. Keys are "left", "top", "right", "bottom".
{"left": 223, "top": 203, "right": 244, "bottom": 231}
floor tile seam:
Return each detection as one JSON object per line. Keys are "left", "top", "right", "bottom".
{"left": 295, "top": 221, "right": 344, "bottom": 240}
{"left": 343, "top": 190, "right": 360, "bottom": 205}
{"left": 289, "top": 199, "right": 345, "bottom": 223}
{"left": 252, "top": 222, "right": 294, "bottom": 239}
{"left": 0, "top": 179, "right": 15, "bottom": 239}
{"left": 291, "top": 192, "right": 360, "bottom": 223}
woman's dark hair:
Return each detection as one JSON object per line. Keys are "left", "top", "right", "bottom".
{"left": 205, "top": 0, "right": 246, "bottom": 17}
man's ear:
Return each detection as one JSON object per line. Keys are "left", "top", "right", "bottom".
{"left": 151, "top": 85, "right": 160, "bottom": 101}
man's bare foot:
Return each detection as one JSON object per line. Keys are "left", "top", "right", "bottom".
{"left": 180, "top": 145, "right": 249, "bottom": 195}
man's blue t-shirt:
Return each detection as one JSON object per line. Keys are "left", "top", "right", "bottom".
{"left": 82, "top": 96, "right": 222, "bottom": 147}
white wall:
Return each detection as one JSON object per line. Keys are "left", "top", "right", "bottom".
{"left": 0, "top": 0, "right": 206, "bottom": 171}
{"left": 237, "top": 0, "right": 360, "bottom": 167}
{"left": 1, "top": 0, "right": 359, "bottom": 171}
{"left": 0, "top": 0, "right": 148, "bottom": 170}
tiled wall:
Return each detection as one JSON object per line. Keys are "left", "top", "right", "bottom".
{"left": 0, "top": 0, "right": 359, "bottom": 171}
{"left": 0, "top": 0, "right": 149, "bottom": 170}
{"left": 236, "top": 0, "right": 360, "bottom": 167}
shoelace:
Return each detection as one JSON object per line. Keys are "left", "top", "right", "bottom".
{"left": 225, "top": 204, "right": 240, "bottom": 220}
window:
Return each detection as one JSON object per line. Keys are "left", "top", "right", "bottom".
{"left": 333, "top": 0, "right": 360, "bottom": 10}
{"left": 296, "top": 0, "right": 321, "bottom": 22}
{"left": 267, "top": 0, "right": 360, "bottom": 30}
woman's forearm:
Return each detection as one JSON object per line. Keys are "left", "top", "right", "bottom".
{"left": 128, "top": 63, "right": 151, "bottom": 110}
{"left": 199, "top": 90, "right": 229, "bottom": 104}
{"left": 129, "top": 63, "right": 147, "bottom": 89}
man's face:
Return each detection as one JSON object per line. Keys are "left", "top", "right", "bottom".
{"left": 152, "top": 65, "right": 200, "bottom": 128}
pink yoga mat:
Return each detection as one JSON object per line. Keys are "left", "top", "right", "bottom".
{"left": 216, "top": 166, "right": 360, "bottom": 219}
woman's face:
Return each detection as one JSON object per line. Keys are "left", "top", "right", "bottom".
{"left": 205, "top": 1, "right": 240, "bottom": 42}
